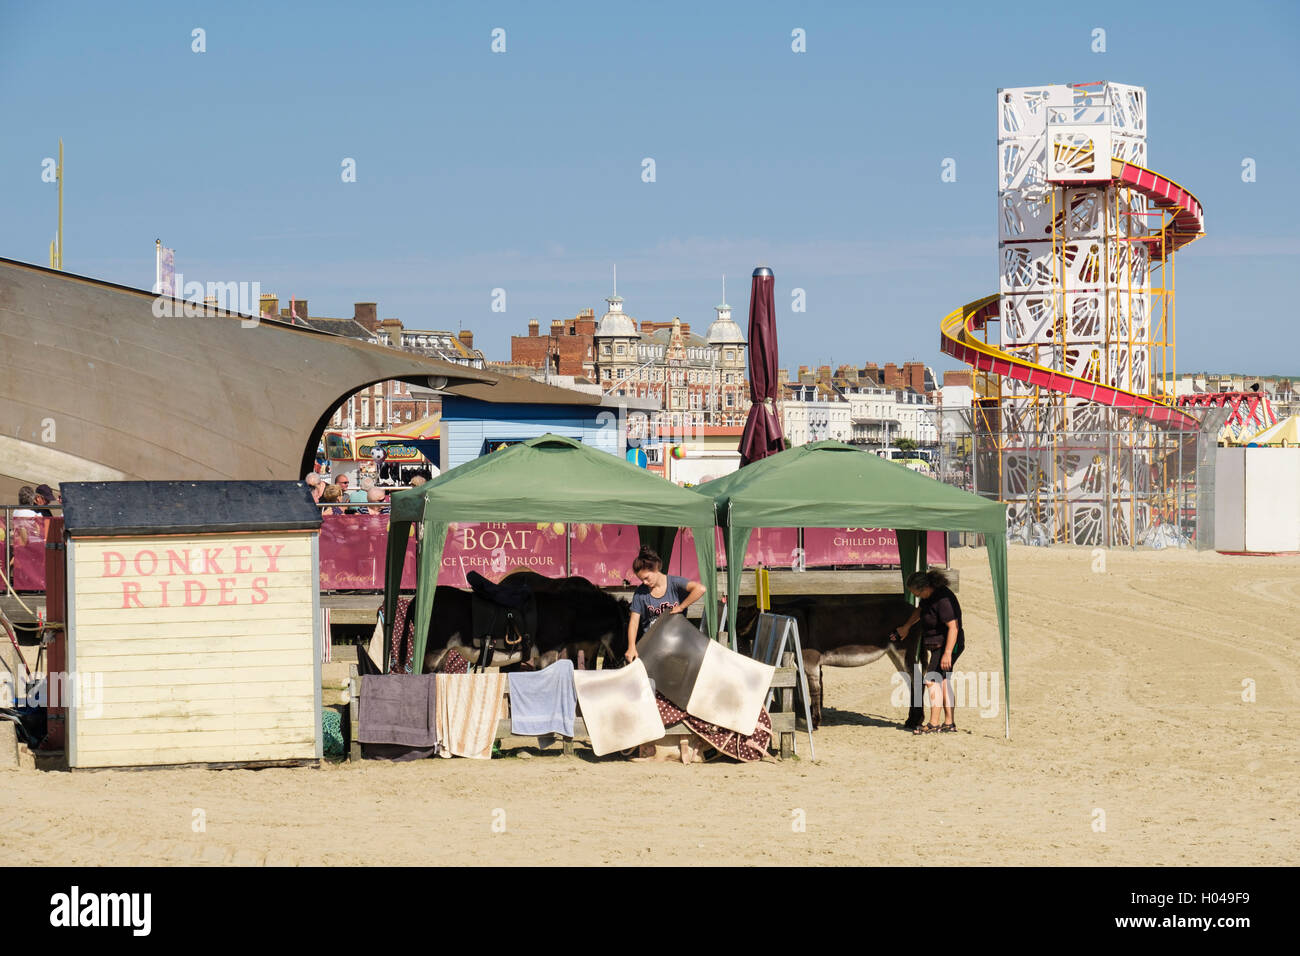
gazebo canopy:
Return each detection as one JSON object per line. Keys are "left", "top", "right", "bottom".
{"left": 697, "top": 440, "right": 1011, "bottom": 733}
{"left": 383, "top": 434, "right": 720, "bottom": 671}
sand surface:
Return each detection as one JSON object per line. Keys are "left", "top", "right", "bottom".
{"left": 3, "top": 545, "right": 1297, "bottom": 866}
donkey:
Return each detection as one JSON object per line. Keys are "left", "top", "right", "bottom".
{"left": 735, "top": 597, "right": 920, "bottom": 729}
{"left": 422, "top": 574, "right": 630, "bottom": 672}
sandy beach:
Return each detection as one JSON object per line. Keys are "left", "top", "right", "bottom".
{"left": 3, "top": 544, "right": 1296, "bottom": 867}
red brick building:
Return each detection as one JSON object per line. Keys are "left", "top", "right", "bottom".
{"left": 510, "top": 309, "right": 598, "bottom": 378}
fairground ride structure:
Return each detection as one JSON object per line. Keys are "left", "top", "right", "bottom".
{"left": 941, "top": 82, "right": 1205, "bottom": 546}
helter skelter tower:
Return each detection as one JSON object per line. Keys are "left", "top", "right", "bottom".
{"left": 941, "top": 81, "right": 1205, "bottom": 547}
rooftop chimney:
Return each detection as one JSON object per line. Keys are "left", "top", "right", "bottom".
{"left": 378, "top": 317, "right": 403, "bottom": 348}
{"left": 458, "top": 329, "right": 474, "bottom": 350}
{"left": 353, "top": 302, "right": 379, "bottom": 332}
{"left": 528, "top": 320, "right": 539, "bottom": 337}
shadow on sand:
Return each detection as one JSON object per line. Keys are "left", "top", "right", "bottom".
{"left": 817, "top": 707, "right": 909, "bottom": 731}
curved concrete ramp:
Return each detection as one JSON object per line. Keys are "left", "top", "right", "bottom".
{"left": 0, "top": 257, "right": 525, "bottom": 491}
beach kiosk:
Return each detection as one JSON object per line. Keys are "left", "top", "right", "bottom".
{"left": 57, "top": 481, "right": 323, "bottom": 770}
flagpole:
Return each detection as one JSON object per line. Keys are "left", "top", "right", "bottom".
{"left": 56, "top": 139, "right": 63, "bottom": 269}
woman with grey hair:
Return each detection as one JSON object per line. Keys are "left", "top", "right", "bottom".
{"left": 888, "top": 569, "right": 964, "bottom": 734}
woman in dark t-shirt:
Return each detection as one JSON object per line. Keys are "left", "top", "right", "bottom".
{"left": 625, "top": 545, "right": 706, "bottom": 663}
{"left": 888, "top": 569, "right": 965, "bottom": 734}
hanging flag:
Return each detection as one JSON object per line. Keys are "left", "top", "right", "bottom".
{"left": 154, "top": 241, "right": 175, "bottom": 297}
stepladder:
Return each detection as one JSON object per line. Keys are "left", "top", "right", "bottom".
{"left": 750, "top": 613, "right": 816, "bottom": 760}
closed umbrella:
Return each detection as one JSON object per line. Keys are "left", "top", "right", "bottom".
{"left": 737, "top": 266, "right": 784, "bottom": 466}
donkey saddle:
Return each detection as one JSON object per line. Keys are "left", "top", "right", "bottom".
{"left": 466, "top": 571, "right": 538, "bottom": 669}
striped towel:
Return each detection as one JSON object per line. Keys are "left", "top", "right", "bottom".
{"left": 321, "top": 607, "right": 332, "bottom": 663}
{"left": 435, "top": 673, "right": 507, "bottom": 759}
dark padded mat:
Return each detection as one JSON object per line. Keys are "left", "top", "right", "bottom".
{"left": 636, "top": 614, "right": 708, "bottom": 710}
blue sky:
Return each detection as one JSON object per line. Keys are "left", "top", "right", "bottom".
{"left": 3, "top": 0, "right": 1298, "bottom": 374}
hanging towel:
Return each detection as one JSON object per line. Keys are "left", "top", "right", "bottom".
{"left": 436, "top": 672, "right": 508, "bottom": 759}
{"left": 507, "top": 660, "right": 576, "bottom": 737}
{"left": 357, "top": 674, "right": 438, "bottom": 755}
{"left": 572, "top": 659, "right": 664, "bottom": 757}
{"left": 389, "top": 597, "right": 416, "bottom": 674}
{"left": 366, "top": 609, "right": 385, "bottom": 670}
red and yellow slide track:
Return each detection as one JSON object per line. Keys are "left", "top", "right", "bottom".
{"left": 941, "top": 159, "right": 1204, "bottom": 431}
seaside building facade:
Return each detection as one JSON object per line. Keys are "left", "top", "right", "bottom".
{"left": 778, "top": 362, "right": 939, "bottom": 450}
{"left": 509, "top": 288, "right": 751, "bottom": 429}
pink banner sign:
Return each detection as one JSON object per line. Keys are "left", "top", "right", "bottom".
{"left": 568, "top": 525, "right": 804, "bottom": 582}
{"left": 567, "top": 523, "right": 642, "bottom": 587}
{"left": 5, "top": 517, "right": 47, "bottom": 590}
{"left": 437, "top": 522, "right": 567, "bottom": 588}
{"left": 664, "top": 527, "right": 731, "bottom": 581}
{"left": 319, "top": 514, "right": 415, "bottom": 590}
{"left": 802, "top": 528, "right": 946, "bottom": 568}
{"left": 568, "top": 524, "right": 727, "bottom": 585}
{"left": 666, "top": 528, "right": 701, "bottom": 581}
{"left": 723, "top": 527, "right": 800, "bottom": 569}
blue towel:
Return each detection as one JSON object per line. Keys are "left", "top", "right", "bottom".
{"left": 508, "top": 660, "right": 576, "bottom": 737}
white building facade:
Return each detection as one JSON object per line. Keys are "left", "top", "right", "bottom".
{"left": 780, "top": 385, "right": 853, "bottom": 446}
{"left": 843, "top": 386, "right": 939, "bottom": 446}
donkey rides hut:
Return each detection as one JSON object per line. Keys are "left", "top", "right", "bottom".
{"left": 366, "top": 434, "right": 784, "bottom": 760}
{"left": 697, "top": 440, "right": 1012, "bottom": 736}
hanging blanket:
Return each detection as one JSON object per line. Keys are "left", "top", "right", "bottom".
{"left": 439, "top": 649, "right": 469, "bottom": 674}
{"left": 572, "top": 659, "right": 665, "bottom": 757}
{"left": 507, "top": 659, "right": 576, "bottom": 737}
{"left": 435, "top": 672, "right": 508, "bottom": 759}
{"left": 655, "top": 693, "right": 772, "bottom": 763}
{"left": 388, "top": 597, "right": 416, "bottom": 674}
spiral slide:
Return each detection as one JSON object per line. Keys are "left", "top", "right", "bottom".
{"left": 941, "top": 159, "right": 1204, "bottom": 431}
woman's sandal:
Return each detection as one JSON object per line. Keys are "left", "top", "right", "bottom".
{"left": 912, "top": 723, "right": 938, "bottom": 735}
{"left": 939, "top": 722, "right": 957, "bottom": 733}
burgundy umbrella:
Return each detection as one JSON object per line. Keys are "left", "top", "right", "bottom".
{"left": 738, "top": 266, "right": 785, "bottom": 466}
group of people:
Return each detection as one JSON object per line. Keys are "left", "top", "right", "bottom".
{"left": 11, "top": 483, "right": 59, "bottom": 518}
{"left": 303, "top": 472, "right": 398, "bottom": 515}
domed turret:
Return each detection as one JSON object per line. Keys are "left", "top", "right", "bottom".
{"left": 596, "top": 292, "right": 639, "bottom": 338}
{"left": 706, "top": 299, "right": 745, "bottom": 345}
